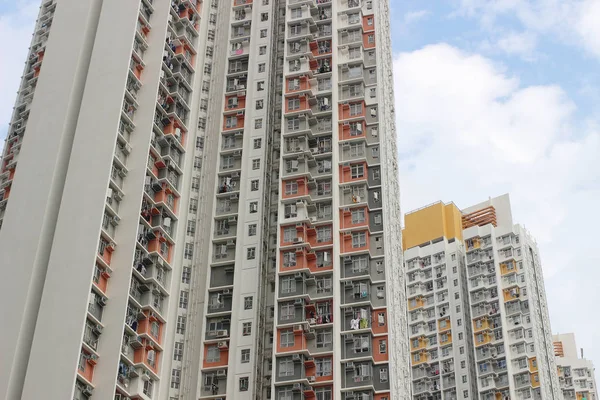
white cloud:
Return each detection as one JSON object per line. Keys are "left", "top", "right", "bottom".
{"left": 394, "top": 43, "right": 600, "bottom": 364}
{"left": 404, "top": 10, "right": 430, "bottom": 24}
{"left": 0, "top": 1, "right": 39, "bottom": 139}
{"left": 454, "top": 0, "right": 600, "bottom": 58}
{"left": 495, "top": 31, "right": 538, "bottom": 59}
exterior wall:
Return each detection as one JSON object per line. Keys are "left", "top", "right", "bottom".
{"left": 402, "top": 202, "right": 463, "bottom": 250}
{"left": 0, "top": 0, "right": 409, "bottom": 399}
{"left": 404, "top": 195, "right": 562, "bottom": 400}
{"left": 553, "top": 334, "right": 598, "bottom": 400}
{"left": 0, "top": 1, "right": 103, "bottom": 398}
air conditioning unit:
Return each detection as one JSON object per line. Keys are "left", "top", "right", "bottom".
{"left": 217, "top": 369, "right": 227, "bottom": 377}
{"left": 93, "top": 324, "right": 103, "bottom": 335}
{"left": 345, "top": 361, "right": 354, "bottom": 369}
{"left": 344, "top": 256, "right": 352, "bottom": 263}
{"left": 227, "top": 216, "right": 237, "bottom": 223}
{"left": 114, "top": 191, "right": 124, "bottom": 201}
{"left": 294, "top": 272, "right": 303, "bottom": 279}
{"left": 118, "top": 168, "right": 127, "bottom": 178}
{"left": 111, "top": 215, "right": 121, "bottom": 225}
{"left": 141, "top": 370, "right": 151, "bottom": 381}
{"left": 222, "top": 289, "right": 231, "bottom": 295}
{"left": 294, "top": 298, "right": 304, "bottom": 306}
{"left": 98, "top": 296, "right": 108, "bottom": 306}
{"left": 344, "top": 280, "right": 354, "bottom": 287}
{"left": 292, "top": 383, "right": 302, "bottom": 391}
{"left": 292, "top": 354, "right": 301, "bottom": 361}
{"left": 217, "top": 330, "right": 228, "bottom": 337}
{"left": 308, "top": 375, "right": 316, "bottom": 382}
{"left": 231, "top": 172, "right": 240, "bottom": 178}
{"left": 236, "top": 111, "right": 245, "bottom": 116}
{"left": 83, "top": 385, "right": 94, "bottom": 395}
{"left": 123, "top": 143, "right": 132, "bottom": 155}
{"left": 218, "top": 341, "right": 228, "bottom": 349}
{"left": 345, "top": 333, "right": 354, "bottom": 341}
{"left": 293, "top": 237, "right": 303, "bottom": 243}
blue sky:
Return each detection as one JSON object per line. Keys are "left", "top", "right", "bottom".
{"left": 389, "top": 0, "right": 600, "bottom": 375}
{"left": 1, "top": 0, "right": 599, "bottom": 378}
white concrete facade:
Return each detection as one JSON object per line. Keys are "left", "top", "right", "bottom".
{"left": 553, "top": 333, "right": 598, "bottom": 400}
{"left": 463, "top": 195, "right": 561, "bottom": 400}
{"left": 405, "top": 239, "right": 479, "bottom": 400}
{"left": 0, "top": 0, "right": 408, "bottom": 400}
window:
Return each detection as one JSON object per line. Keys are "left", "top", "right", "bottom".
{"left": 281, "top": 275, "right": 297, "bottom": 293}
{"left": 463, "top": 390, "right": 469, "bottom": 398}
{"left": 151, "top": 321, "right": 160, "bottom": 338}
{"left": 351, "top": 164, "right": 365, "bottom": 178}
{"left": 184, "top": 243, "right": 193, "bottom": 260}
{"left": 291, "top": 7, "right": 302, "bottom": 18}
{"left": 249, "top": 202, "right": 258, "bottom": 213}
{"left": 242, "top": 322, "right": 252, "bottom": 336}
{"left": 288, "top": 98, "right": 300, "bottom": 110}
{"left": 239, "top": 377, "right": 249, "bottom": 391}
{"left": 173, "top": 342, "right": 184, "bottom": 361}
{"left": 351, "top": 208, "right": 365, "bottom": 224}
{"left": 247, "top": 247, "right": 256, "bottom": 259}
{"left": 193, "top": 156, "right": 202, "bottom": 170}
{"left": 380, "top": 368, "right": 389, "bottom": 382}
{"left": 367, "top": 17, "right": 374, "bottom": 25}
{"left": 379, "top": 339, "right": 387, "bottom": 353}
{"left": 206, "top": 345, "right": 220, "bottom": 362}
{"left": 374, "top": 214, "right": 382, "bottom": 225}
{"left": 189, "top": 198, "right": 198, "bottom": 213}
{"left": 171, "top": 368, "right": 181, "bottom": 389}
{"left": 316, "top": 330, "right": 332, "bottom": 348}
{"left": 317, "top": 226, "right": 332, "bottom": 243}
{"left": 368, "top": 34, "right": 375, "bottom": 43}
{"left": 259, "top": 45, "right": 267, "bottom": 55}
{"left": 454, "top": 279, "right": 458, "bottom": 287}
{"left": 281, "top": 329, "right": 295, "bottom": 347}
{"left": 248, "top": 224, "right": 257, "bottom": 236}
{"left": 187, "top": 220, "right": 196, "bottom": 236}
{"left": 280, "top": 303, "right": 295, "bottom": 321}
{"left": 182, "top": 267, "right": 191, "bottom": 284}
{"left": 251, "top": 179, "right": 259, "bottom": 191}
{"left": 287, "top": 117, "right": 300, "bottom": 131}
{"left": 241, "top": 349, "right": 250, "bottom": 363}
{"left": 257, "top": 81, "right": 265, "bottom": 91}
{"left": 349, "top": 103, "right": 363, "bottom": 116}
{"left": 252, "top": 159, "right": 260, "bottom": 170}
{"left": 141, "top": 380, "right": 154, "bottom": 398}
{"left": 283, "top": 251, "right": 296, "bottom": 267}
{"left": 461, "top": 360, "right": 466, "bottom": 369}
{"left": 244, "top": 296, "right": 253, "bottom": 310}
{"left": 315, "top": 387, "right": 332, "bottom": 400}
{"left": 290, "top": 24, "right": 302, "bottom": 35}
{"left": 316, "top": 358, "right": 332, "bottom": 377}
{"left": 253, "top": 138, "right": 262, "bottom": 149}
{"left": 285, "top": 181, "right": 298, "bottom": 195}
{"left": 179, "top": 291, "right": 189, "bottom": 308}
{"left": 191, "top": 177, "right": 200, "bottom": 191}
{"left": 279, "top": 359, "right": 294, "bottom": 377}
{"left": 260, "top": 29, "right": 267, "bottom": 38}
{"left": 177, "top": 316, "right": 186, "bottom": 334}
{"left": 352, "top": 232, "right": 366, "bottom": 248}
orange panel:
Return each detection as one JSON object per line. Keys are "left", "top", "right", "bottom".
{"left": 362, "top": 15, "right": 375, "bottom": 32}
{"left": 372, "top": 309, "right": 388, "bottom": 335}
{"left": 372, "top": 336, "right": 389, "bottom": 362}
{"left": 340, "top": 206, "right": 369, "bottom": 230}
{"left": 363, "top": 32, "right": 376, "bottom": 49}
{"left": 203, "top": 344, "right": 230, "bottom": 368}
{"left": 339, "top": 161, "right": 368, "bottom": 184}
{"left": 276, "top": 328, "right": 306, "bottom": 353}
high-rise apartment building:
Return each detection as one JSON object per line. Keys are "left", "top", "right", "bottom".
{"left": 402, "top": 195, "right": 561, "bottom": 400}
{"left": 0, "top": 0, "right": 408, "bottom": 399}
{"left": 553, "top": 333, "right": 598, "bottom": 400}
